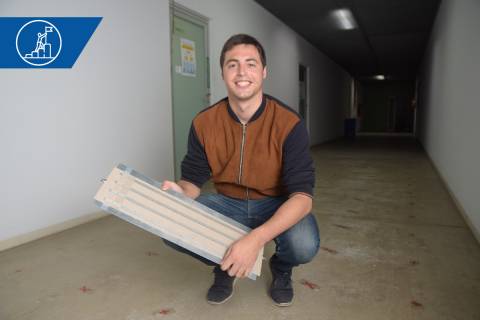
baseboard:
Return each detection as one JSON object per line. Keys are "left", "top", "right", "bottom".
{"left": 0, "top": 212, "right": 108, "bottom": 252}
{"left": 422, "top": 149, "right": 480, "bottom": 245}
{"left": 357, "top": 132, "right": 414, "bottom": 137}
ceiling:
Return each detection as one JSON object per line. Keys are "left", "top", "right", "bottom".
{"left": 254, "top": 0, "right": 441, "bottom": 81}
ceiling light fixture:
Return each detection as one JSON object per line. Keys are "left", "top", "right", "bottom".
{"left": 373, "top": 75, "right": 386, "bottom": 80}
{"left": 331, "top": 8, "right": 357, "bottom": 30}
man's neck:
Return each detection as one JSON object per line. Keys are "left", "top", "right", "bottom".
{"left": 228, "top": 92, "right": 263, "bottom": 124}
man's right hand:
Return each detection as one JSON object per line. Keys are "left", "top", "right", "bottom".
{"left": 161, "top": 180, "right": 185, "bottom": 194}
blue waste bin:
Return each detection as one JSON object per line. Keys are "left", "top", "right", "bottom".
{"left": 344, "top": 118, "right": 356, "bottom": 138}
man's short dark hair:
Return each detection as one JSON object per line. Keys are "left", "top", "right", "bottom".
{"left": 220, "top": 34, "right": 267, "bottom": 68}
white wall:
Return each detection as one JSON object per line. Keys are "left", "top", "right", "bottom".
{"left": 175, "top": 0, "right": 352, "bottom": 145}
{"left": 0, "top": 0, "right": 351, "bottom": 246}
{"left": 418, "top": 0, "right": 480, "bottom": 238}
{"left": 0, "top": 0, "right": 174, "bottom": 244}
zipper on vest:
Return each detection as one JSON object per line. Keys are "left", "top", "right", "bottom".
{"left": 238, "top": 123, "right": 247, "bottom": 186}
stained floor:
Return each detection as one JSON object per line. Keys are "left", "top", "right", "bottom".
{"left": 1, "top": 137, "right": 479, "bottom": 320}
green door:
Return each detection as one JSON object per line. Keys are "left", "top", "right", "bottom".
{"left": 171, "top": 12, "right": 209, "bottom": 179}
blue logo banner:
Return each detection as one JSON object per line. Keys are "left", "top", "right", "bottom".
{"left": 0, "top": 17, "right": 102, "bottom": 68}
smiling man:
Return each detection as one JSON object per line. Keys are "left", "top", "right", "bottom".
{"left": 162, "top": 34, "right": 320, "bottom": 307}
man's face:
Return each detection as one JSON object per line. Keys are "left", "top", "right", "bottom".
{"left": 222, "top": 44, "right": 266, "bottom": 102}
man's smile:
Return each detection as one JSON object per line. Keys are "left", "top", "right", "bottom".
{"left": 235, "top": 80, "right": 252, "bottom": 88}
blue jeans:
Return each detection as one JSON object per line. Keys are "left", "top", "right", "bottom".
{"left": 163, "top": 193, "right": 320, "bottom": 272}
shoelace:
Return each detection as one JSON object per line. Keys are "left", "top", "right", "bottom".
{"left": 273, "top": 272, "right": 292, "bottom": 289}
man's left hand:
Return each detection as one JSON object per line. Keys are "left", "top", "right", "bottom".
{"left": 220, "top": 231, "right": 264, "bottom": 278}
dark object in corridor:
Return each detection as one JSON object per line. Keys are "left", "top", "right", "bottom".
{"left": 344, "top": 118, "right": 356, "bottom": 138}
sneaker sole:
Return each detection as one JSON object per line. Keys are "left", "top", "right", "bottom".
{"left": 269, "top": 293, "right": 293, "bottom": 307}
{"left": 271, "top": 299, "right": 293, "bottom": 307}
{"left": 207, "top": 278, "right": 237, "bottom": 305}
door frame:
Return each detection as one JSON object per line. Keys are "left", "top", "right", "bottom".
{"left": 298, "top": 63, "right": 310, "bottom": 134}
{"left": 170, "top": 2, "right": 210, "bottom": 179}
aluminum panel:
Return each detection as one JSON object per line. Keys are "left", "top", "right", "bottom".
{"left": 94, "top": 164, "right": 263, "bottom": 279}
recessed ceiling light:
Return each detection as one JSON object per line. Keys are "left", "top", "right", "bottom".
{"left": 331, "top": 9, "right": 357, "bottom": 30}
{"left": 373, "top": 75, "right": 385, "bottom": 80}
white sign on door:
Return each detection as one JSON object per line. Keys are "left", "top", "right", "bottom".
{"left": 180, "top": 38, "right": 196, "bottom": 77}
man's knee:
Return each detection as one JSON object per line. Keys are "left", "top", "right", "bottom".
{"left": 292, "top": 235, "right": 320, "bottom": 264}
{"left": 276, "top": 214, "right": 320, "bottom": 265}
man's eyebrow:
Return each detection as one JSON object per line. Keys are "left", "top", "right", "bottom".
{"left": 225, "top": 58, "right": 239, "bottom": 64}
{"left": 224, "top": 57, "right": 259, "bottom": 64}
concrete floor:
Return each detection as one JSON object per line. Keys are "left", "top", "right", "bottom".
{"left": 1, "top": 137, "right": 479, "bottom": 320}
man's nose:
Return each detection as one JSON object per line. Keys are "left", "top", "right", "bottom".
{"left": 237, "top": 63, "right": 246, "bottom": 75}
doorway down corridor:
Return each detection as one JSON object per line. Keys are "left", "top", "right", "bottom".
{"left": 1, "top": 137, "right": 479, "bottom": 320}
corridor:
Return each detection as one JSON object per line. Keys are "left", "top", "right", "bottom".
{"left": 1, "top": 137, "right": 479, "bottom": 320}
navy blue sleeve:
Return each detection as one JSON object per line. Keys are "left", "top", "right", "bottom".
{"left": 281, "top": 120, "right": 315, "bottom": 197}
{"left": 180, "top": 124, "right": 211, "bottom": 188}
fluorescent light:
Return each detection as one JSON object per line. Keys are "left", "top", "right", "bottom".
{"left": 373, "top": 75, "right": 385, "bottom": 80}
{"left": 331, "top": 9, "right": 357, "bottom": 30}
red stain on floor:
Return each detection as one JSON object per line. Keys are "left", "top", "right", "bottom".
{"left": 153, "top": 308, "right": 175, "bottom": 316}
{"left": 411, "top": 300, "right": 424, "bottom": 308}
{"left": 79, "top": 286, "right": 93, "bottom": 293}
{"left": 320, "top": 246, "right": 339, "bottom": 254}
{"left": 300, "top": 279, "right": 320, "bottom": 290}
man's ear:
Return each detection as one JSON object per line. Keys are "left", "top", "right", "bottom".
{"left": 263, "top": 66, "right": 267, "bottom": 79}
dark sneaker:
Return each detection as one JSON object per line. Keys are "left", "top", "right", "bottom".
{"left": 206, "top": 266, "right": 236, "bottom": 304}
{"left": 269, "top": 258, "right": 294, "bottom": 307}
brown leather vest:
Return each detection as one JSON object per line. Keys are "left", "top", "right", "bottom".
{"left": 192, "top": 96, "right": 301, "bottom": 199}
